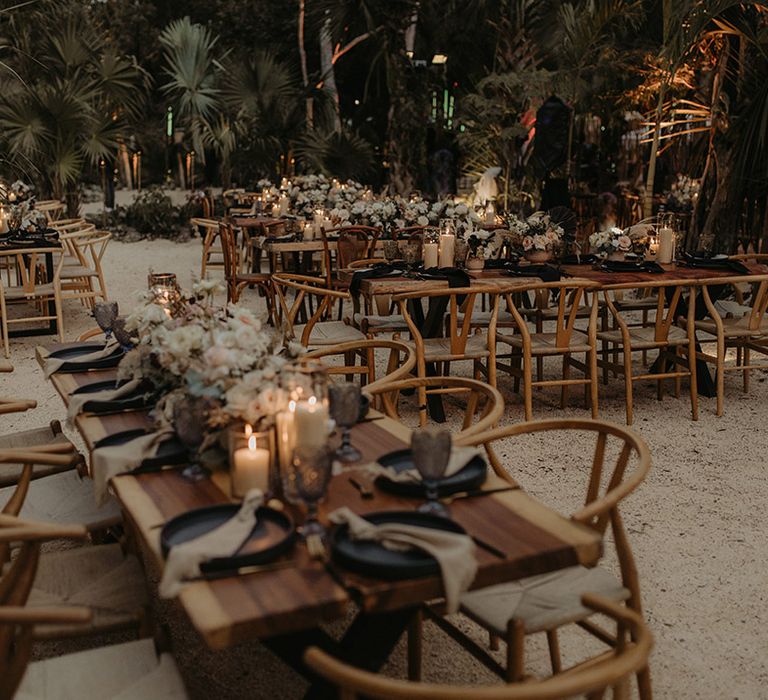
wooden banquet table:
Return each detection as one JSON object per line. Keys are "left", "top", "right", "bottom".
{"left": 346, "top": 260, "right": 768, "bottom": 297}
{"left": 37, "top": 343, "right": 601, "bottom": 691}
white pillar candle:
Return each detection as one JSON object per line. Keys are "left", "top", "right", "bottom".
{"left": 485, "top": 202, "right": 496, "bottom": 224}
{"left": 303, "top": 221, "right": 315, "bottom": 241}
{"left": 276, "top": 402, "right": 297, "bottom": 470}
{"left": 439, "top": 233, "right": 455, "bottom": 268}
{"left": 294, "top": 396, "right": 329, "bottom": 448}
{"left": 279, "top": 194, "right": 289, "bottom": 216}
{"left": 658, "top": 228, "right": 675, "bottom": 264}
{"left": 232, "top": 435, "right": 270, "bottom": 497}
{"left": 423, "top": 242, "right": 439, "bottom": 269}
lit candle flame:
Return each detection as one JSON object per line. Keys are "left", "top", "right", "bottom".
{"left": 248, "top": 435, "right": 257, "bottom": 451}
{"left": 244, "top": 423, "right": 253, "bottom": 438}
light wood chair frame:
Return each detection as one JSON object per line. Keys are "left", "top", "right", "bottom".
{"left": 304, "top": 339, "right": 417, "bottom": 395}
{"left": 692, "top": 273, "right": 768, "bottom": 416}
{"left": 191, "top": 217, "right": 224, "bottom": 277}
{"left": 0, "top": 247, "right": 65, "bottom": 357}
{"left": 59, "top": 230, "right": 111, "bottom": 308}
{"left": 392, "top": 285, "right": 503, "bottom": 391}
{"left": 598, "top": 279, "right": 700, "bottom": 425}
{"left": 272, "top": 272, "right": 355, "bottom": 347}
{"left": 304, "top": 594, "right": 652, "bottom": 700}
{"left": 497, "top": 280, "right": 601, "bottom": 421}
{"left": 413, "top": 418, "right": 651, "bottom": 697}
{"left": 365, "top": 376, "right": 504, "bottom": 441}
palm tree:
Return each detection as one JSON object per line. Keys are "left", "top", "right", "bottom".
{"left": 0, "top": 5, "right": 145, "bottom": 213}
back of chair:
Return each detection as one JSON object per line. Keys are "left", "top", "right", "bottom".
{"left": 34, "top": 200, "right": 64, "bottom": 223}
{"left": 60, "top": 230, "right": 111, "bottom": 267}
{"left": 321, "top": 226, "right": 381, "bottom": 286}
{"left": 506, "top": 280, "right": 600, "bottom": 348}
{"left": 49, "top": 218, "right": 95, "bottom": 235}
{"left": 393, "top": 286, "right": 495, "bottom": 357}
{"left": 0, "top": 512, "right": 88, "bottom": 698}
{"left": 0, "top": 248, "right": 65, "bottom": 296}
{"left": 699, "top": 274, "right": 768, "bottom": 333}
{"left": 272, "top": 272, "right": 349, "bottom": 346}
{"left": 218, "top": 223, "right": 240, "bottom": 302}
{"left": 304, "top": 594, "right": 652, "bottom": 700}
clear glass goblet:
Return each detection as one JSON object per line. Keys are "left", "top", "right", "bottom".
{"left": 292, "top": 445, "right": 333, "bottom": 546}
{"left": 412, "top": 429, "right": 451, "bottom": 518}
{"left": 329, "top": 383, "right": 362, "bottom": 463}
{"left": 172, "top": 397, "right": 210, "bottom": 482}
{"left": 93, "top": 302, "right": 119, "bottom": 343}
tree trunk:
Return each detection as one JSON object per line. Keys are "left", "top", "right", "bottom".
{"left": 643, "top": 85, "right": 666, "bottom": 220}
{"left": 320, "top": 16, "right": 341, "bottom": 132}
{"left": 298, "top": 0, "right": 313, "bottom": 129}
{"left": 697, "top": 143, "right": 741, "bottom": 253}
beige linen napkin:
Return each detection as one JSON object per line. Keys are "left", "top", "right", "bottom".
{"left": 44, "top": 339, "right": 119, "bottom": 378}
{"left": 328, "top": 507, "right": 477, "bottom": 612}
{"left": 67, "top": 378, "right": 143, "bottom": 420}
{"left": 159, "top": 489, "right": 264, "bottom": 598}
{"left": 91, "top": 427, "right": 174, "bottom": 505}
{"left": 363, "top": 446, "right": 484, "bottom": 484}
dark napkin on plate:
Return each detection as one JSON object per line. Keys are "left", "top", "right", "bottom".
{"left": 504, "top": 264, "right": 564, "bottom": 282}
{"left": 599, "top": 260, "right": 665, "bottom": 274}
{"left": 349, "top": 263, "right": 407, "bottom": 297}
{"left": 483, "top": 258, "right": 517, "bottom": 270}
{"left": 678, "top": 253, "right": 750, "bottom": 275}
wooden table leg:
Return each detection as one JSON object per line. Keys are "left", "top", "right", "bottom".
{"left": 263, "top": 606, "right": 419, "bottom": 700}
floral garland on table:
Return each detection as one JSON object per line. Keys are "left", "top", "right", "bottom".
{"left": 118, "top": 280, "right": 302, "bottom": 431}
{"left": 589, "top": 226, "right": 632, "bottom": 256}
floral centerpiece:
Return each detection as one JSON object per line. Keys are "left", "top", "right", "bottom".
{"left": 507, "top": 212, "right": 565, "bottom": 263}
{"left": 118, "top": 280, "right": 302, "bottom": 432}
{"left": 589, "top": 226, "right": 633, "bottom": 259}
{"left": 0, "top": 180, "right": 42, "bottom": 233}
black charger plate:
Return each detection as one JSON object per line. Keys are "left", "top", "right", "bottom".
{"left": 48, "top": 343, "right": 124, "bottom": 372}
{"left": 374, "top": 449, "right": 487, "bottom": 498}
{"left": 160, "top": 504, "right": 295, "bottom": 573}
{"left": 332, "top": 510, "right": 466, "bottom": 580}
{"left": 70, "top": 379, "right": 152, "bottom": 414}
{"left": 93, "top": 429, "right": 188, "bottom": 471}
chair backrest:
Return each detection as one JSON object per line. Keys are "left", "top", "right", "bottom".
{"left": 272, "top": 272, "right": 350, "bottom": 346}
{"left": 365, "top": 376, "right": 504, "bottom": 441}
{"left": 34, "top": 200, "right": 65, "bottom": 222}
{"left": 49, "top": 218, "right": 95, "bottom": 235}
{"left": 304, "top": 594, "right": 652, "bottom": 700}
{"left": 393, "top": 285, "right": 500, "bottom": 357}
{"left": 59, "top": 230, "right": 111, "bottom": 267}
{"left": 218, "top": 223, "right": 241, "bottom": 301}
{"left": 0, "top": 508, "right": 89, "bottom": 698}
{"left": 303, "top": 339, "right": 416, "bottom": 392}
{"left": 505, "top": 280, "right": 600, "bottom": 349}
{"left": 461, "top": 418, "right": 650, "bottom": 608}
{"left": 321, "top": 226, "right": 381, "bottom": 286}
{"left": 699, "top": 274, "right": 768, "bottom": 333}
{"left": 0, "top": 247, "right": 65, "bottom": 296}
{"left": 348, "top": 258, "right": 388, "bottom": 269}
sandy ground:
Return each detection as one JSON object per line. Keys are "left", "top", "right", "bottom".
{"left": 3, "top": 193, "right": 767, "bottom": 698}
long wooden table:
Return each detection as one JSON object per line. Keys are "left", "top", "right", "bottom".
{"left": 38, "top": 344, "right": 601, "bottom": 659}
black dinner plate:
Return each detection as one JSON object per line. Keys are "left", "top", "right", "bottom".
{"left": 332, "top": 510, "right": 466, "bottom": 580}
{"left": 48, "top": 343, "right": 124, "bottom": 372}
{"left": 70, "top": 379, "right": 153, "bottom": 414}
{"left": 160, "top": 504, "right": 295, "bottom": 573}
{"left": 93, "top": 429, "right": 188, "bottom": 470}
{"left": 374, "top": 449, "right": 487, "bottom": 498}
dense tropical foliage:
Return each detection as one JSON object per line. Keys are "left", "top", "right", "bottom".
{"left": 1, "top": 0, "right": 767, "bottom": 250}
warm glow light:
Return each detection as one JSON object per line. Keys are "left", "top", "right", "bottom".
{"left": 432, "top": 54, "right": 448, "bottom": 65}
{"left": 244, "top": 423, "right": 253, "bottom": 438}
{"left": 248, "top": 435, "right": 257, "bottom": 451}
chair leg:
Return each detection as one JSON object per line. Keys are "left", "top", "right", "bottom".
{"left": 674, "top": 348, "right": 681, "bottom": 398}
{"left": 743, "top": 346, "right": 751, "bottom": 393}
{"left": 687, "top": 339, "right": 699, "bottom": 421}
{"left": 489, "top": 632, "right": 500, "bottom": 651}
{"left": 522, "top": 355, "right": 534, "bottom": 421}
{"left": 505, "top": 619, "right": 526, "bottom": 682}
{"left": 716, "top": 335, "right": 725, "bottom": 416}
{"left": 407, "top": 608, "right": 422, "bottom": 681}
{"left": 623, "top": 348, "right": 634, "bottom": 425}
{"left": 546, "top": 629, "right": 562, "bottom": 674}
{"left": 589, "top": 346, "right": 599, "bottom": 418}
{"left": 560, "top": 353, "right": 571, "bottom": 409}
